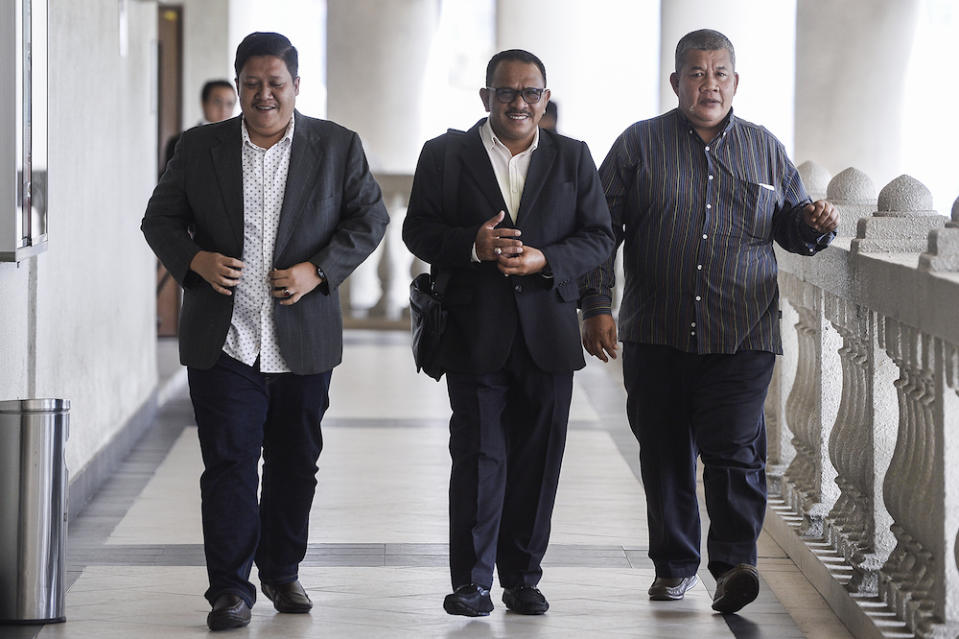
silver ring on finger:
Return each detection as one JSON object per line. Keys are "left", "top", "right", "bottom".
{"left": 494, "top": 247, "right": 502, "bottom": 255}
{"left": 284, "top": 288, "right": 291, "bottom": 296}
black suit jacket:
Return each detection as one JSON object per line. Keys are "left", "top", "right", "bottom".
{"left": 142, "top": 111, "right": 389, "bottom": 374}
{"left": 402, "top": 120, "right": 614, "bottom": 374}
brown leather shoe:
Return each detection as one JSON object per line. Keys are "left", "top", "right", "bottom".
{"left": 206, "top": 593, "right": 251, "bottom": 631}
{"left": 261, "top": 580, "right": 313, "bottom": 613}
{"left": 712, "top": 564, "right": 760, "bottom": 614}
{"left": 648, "top": 575, "right": 699, "bottom": 600}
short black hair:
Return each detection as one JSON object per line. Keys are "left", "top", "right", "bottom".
{"left": 485, "top": 49, "right": 547, "bottom": 87}
{"left": 201, "top": 80, "right": 235, "bottom": 104}
{"left": 234, "top": 32, "right": 299, "bottom": 79}
{"left": 675, "top": 29, "right": 735, "bottom": 72}
{"left": 545, "top": 100, "right": 558, "bottom": 119}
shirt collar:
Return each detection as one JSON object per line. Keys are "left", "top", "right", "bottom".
{"left": 240, "top": 115, "right": 295, "bottom": 149}
{"left": 675, "top": 107, "right": 736, "bottom": 143}
{"left": 480, "top": 118, "right": 540, "bottom": 156}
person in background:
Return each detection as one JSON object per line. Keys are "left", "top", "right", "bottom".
{"left": 162, "top": 79, "right": 237, "bottom": 174}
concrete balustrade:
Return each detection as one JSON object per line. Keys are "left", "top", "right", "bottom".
{"left": 771, "top": 170, "right": 959, "bottom": 638}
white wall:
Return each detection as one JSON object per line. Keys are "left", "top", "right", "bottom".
{"left": 497, "top": 0, "right": 661, "bottom": 162}
{"left": 0, "top": 0, "right": 159, "bottom": 477}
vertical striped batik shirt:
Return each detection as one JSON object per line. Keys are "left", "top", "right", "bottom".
{"left": 580, "top": 108, "right": 834, "bottom": 355}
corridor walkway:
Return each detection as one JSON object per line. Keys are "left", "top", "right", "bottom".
{"left": 31, "top": 331, "right": 851, "bottom": 638}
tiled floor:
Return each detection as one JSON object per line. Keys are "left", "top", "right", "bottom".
{"left": 15, "top": 331, "right": 854, "bottom": 638}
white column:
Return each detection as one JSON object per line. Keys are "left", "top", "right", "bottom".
{"left": 327, "top": 0, "right": 438, "bottom": 316}
{"left": 794, "top": 0, "right": 920, "bottom": 185}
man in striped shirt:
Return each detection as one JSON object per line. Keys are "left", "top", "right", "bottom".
{"left": 581, "top": 29, "right": 838, "bottom": 614}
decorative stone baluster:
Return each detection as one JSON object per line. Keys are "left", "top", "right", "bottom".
{"left": 919, "top": 196, "right": 959, "bottom": 272}
{"left": 851, "top": 175, "right": 947, "bottom": 255}
{"left": 878, "top": 320, "right": 953, "bottom": 637}
{"left": 348, "top": 243, "right": 384, "bottom": 318}
{"left": 377, "top": 174, "right": 415, "bottom": 320}
{"left": 823, "top": 296, "right": 897, "bottom": 594}
{"left": 825, "top": 167, "right": 876, "bottom": 238}
{"left": 779, "top": 273, "right": 842, "bottom": 536}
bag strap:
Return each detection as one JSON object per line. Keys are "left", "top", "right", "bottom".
{"left": 432, "top": 128, "right": 466, "bottom": 296}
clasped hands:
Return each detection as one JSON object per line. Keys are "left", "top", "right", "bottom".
{"left": 475, "top": 211, "right": 546, "bottom": 276}
{"left": 189, "top": 250, "right": 323, "bottom": 305}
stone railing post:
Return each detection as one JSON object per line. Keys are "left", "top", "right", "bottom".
{"left": 779, "top": 273, "right": 842, "bottom": 537}
{"left": 851, "top": 175, "right": 947, "bottom": 255}
{"left": 825, "top": 167, "right": 876, "bottom": 238}
{"left": 919, "top": 196, "right": 959, "bottom": 272}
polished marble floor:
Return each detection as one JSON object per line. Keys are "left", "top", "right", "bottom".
{"left": 11, "top": 331, "right": 853, "bottom": 638}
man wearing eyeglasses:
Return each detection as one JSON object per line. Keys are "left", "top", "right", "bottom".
{"left": 404, "top": 49, "right": 613, "bottom": 618}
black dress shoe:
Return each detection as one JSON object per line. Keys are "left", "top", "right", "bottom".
{"left": 261, "top": 580, "right": 313, "bottom": 613}
{"left": 712, "top": 564, "right": 760, "bottom": 614}
{"left": 207, "top": 593, "right": 251, "bottom": 631}
{"left": 502, "top": 585, "right": 549, "bottom": 615}
{"left": 648, "top": 575, "right": 698, "bottom": 600}
{"left": 443, "top": 584, "right": 494, "bottom": 617}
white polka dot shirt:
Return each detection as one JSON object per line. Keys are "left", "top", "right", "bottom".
{"left": 221, "top": 117, "right": 295, "bottom": 373}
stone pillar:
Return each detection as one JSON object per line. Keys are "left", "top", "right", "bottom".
{"left": 851, "top": 176, "right": 947, "bottom": 256}
{"left": 826, "top": 167, "right": 876, "bottom": 239}
{"left": 794, "top": 0, "right": 920, "bottom": 184}
{"left": 327, "top": 0, "right": 439, "bottom": 316}
{"left": 660, "top": 0, "right": 797, "bottom": 151}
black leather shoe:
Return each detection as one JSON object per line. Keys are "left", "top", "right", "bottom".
{"left": 712, "top": 564, "right": 760, "bottom": 614}
{"left": 443, "top": 584, "right": 494, "bottom": 617}
{"left": 261, "top": 580, "right": 313, "bottom": 613}
{"left": 206, "top": 593, "right": 251, "bottom": 631}
{"left": 648, "top": 575, "right": 699, "bottom": 600}
{"left": 502, "top": 585, "right": 549, "bottom": 615}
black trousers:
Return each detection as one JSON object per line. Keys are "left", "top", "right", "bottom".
{"left": 187, "top": 353, "right": 332, "bottom": 606}
{"left": 445, "top": 334, "right": 573, "bottom": 590}
{"left": 622, "top": 343, "right": 775, "bottom": 579}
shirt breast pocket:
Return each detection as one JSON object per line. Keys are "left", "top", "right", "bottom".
{"left": 734, "top": 179, "right": 776, "bottom": 242}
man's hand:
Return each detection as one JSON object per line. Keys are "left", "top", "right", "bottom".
{"left": 475, "top": 211, "right": 523, "bottom": 261}
{"left": 496, "top": 246, "right": 547, "bottom": 276}
{"left": 270, "top": 262, "right": 324, "bottom": 306}
{"left": 190, "top": 251, "right": 244, "bottom": 295}
{"left": 803, "top": 200, "right": 839, "bottom": 234}
{"left": 582, "top": 315, "right": 618, "bottom": 362}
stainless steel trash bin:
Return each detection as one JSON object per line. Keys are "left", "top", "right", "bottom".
{"left": 0, "top": 399, "right": 69, "bottom": 624}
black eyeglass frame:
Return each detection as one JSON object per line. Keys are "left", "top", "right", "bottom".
{"left": 485, "top": 87, "right": 548, "bottom": 104}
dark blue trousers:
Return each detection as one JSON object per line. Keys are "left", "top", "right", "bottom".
{"left": 622, "top": 343, "right": 774, "bottom": 579}
{"left": 445, "top": 334, "right": 573, "bottom": 590}
{"left": 187, "top": 353, "right": 331, "bottom": 607}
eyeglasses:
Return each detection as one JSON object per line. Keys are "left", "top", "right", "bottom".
{"left": 486, "top": 87, "right": 547, "bottom": 104}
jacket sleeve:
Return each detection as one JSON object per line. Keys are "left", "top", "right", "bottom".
{"left": 539, "top": 140, "right": 615, "bottom": 293}
{"left": 308, "top": 131, "right": 390, "bottom": 290}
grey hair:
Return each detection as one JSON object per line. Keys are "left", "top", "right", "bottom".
{"left": 674, "top": 29, "right": 735, "bottom": 72}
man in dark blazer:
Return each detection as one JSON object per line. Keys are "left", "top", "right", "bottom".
{"left": 141, "top": 32, "right": 388, "bottom": 631}
{"left": 403, "top": 49, "right": 613, "bottom": 617}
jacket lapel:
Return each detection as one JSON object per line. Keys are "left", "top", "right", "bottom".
{"left": 515, "top": 130, "right": 555, "bottom": 228}
{"left": 274, "top": 111, "right": 323, "bottom": 261}
{"left": 460, "top": 120, "right": 509, "bottom": 220}
{"left": 210, "top": 119, "right": 244, "bottom": 253}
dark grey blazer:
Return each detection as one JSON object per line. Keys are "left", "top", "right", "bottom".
{"left": 142, "top": 111, "right": 389, "bottom": 374}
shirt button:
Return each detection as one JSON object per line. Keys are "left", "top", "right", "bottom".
{"left": 514, "top": 284, "right": 523, "bottom": 293}
{"left": 695, "top": 295, "right": 701, "bottom": 301}
{"left": 702, "top": 234, "right": 708, "bottom": 239}
{"left": 705, "top": 146, "right": 710, "bottom": 151}
{"left": 706, "top": 204, "right": 711, "bottom": 209}
{"left": 691, "top": 322, "right": 696, "bottom": 327}
{"left": 708, "top": 175, "right": 714, "bottom": 180}
{"left": 697, "top": 264, "right": 703, "bottom": 270}
{"left": 691, "top": 331, "right": 696, "bottom": 336}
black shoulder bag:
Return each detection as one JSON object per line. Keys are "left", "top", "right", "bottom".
{"left": 409, "top": 130, "right": 463, "bottom": 381}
